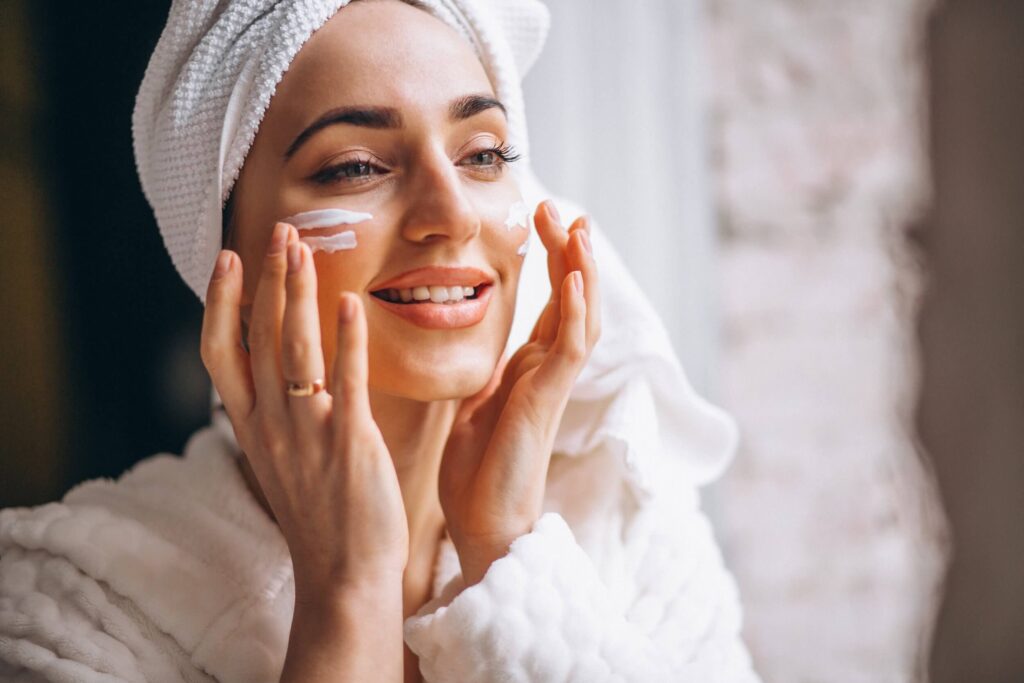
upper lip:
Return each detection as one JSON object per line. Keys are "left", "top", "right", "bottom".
{"left": 369, "top": 265, "right": 494, "bottom": 292}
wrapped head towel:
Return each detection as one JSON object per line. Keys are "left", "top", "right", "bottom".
{"left": 133, "top": 0, "right": 739, "bottom": 493}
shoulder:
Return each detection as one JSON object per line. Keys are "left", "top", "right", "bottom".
{"left": 0, "top": 424, "right": 294, "bottom": 683}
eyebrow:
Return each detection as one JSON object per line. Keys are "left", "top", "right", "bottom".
{"left": 283, "top": 94, "right": 508, "bottom": 160}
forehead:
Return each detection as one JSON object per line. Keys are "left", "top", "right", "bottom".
{"left": 276, "top": 0, "right": 494, "bottom": 119}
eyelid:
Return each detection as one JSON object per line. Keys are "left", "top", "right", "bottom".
{"left": 307, "top": 140, "right": 517, "bottom": 186}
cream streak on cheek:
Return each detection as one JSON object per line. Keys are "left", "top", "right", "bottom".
{"left": 504, "top": 199, "right": 533, "bottom": 257}
{"left": 281, "top": 208, "right": 373, "bottom": 254}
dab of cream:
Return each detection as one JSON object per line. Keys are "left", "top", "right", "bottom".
{"left": 504, "top": 200, "right": 532, "bottom": 231}
{"left": 516, "top": 229, "right": 531, "bottom": 256}
{"left": 282, "top": 208, "right": 373, "bottom": 254}
{"left": 503, "top": 200, "right": 533, "bottom": 256}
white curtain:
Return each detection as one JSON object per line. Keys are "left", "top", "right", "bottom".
{"left": 522, "top": 0, "right": 721, "bottom": 398}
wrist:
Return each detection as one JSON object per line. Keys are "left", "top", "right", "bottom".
{"left": 294, "top": 572, "right": 402, "bottom": 617}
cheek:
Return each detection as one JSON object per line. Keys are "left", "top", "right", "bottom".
{"left": 475, "top": 190, "right": 533, "bottom": 261}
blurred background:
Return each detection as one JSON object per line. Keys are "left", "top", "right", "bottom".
{"left": 1, "top": 0, "right": 1021, "bottom": 681}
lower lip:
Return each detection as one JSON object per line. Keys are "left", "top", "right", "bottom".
{"left": 369, "top": 285, "right": 493, "bottom": 329}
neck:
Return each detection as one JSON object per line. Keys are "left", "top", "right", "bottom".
{"left": 368, "top": 389, "right": 458, "bottom": 565}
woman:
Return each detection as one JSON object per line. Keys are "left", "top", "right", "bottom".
{"left": 0, "top": 0, "right": 762, "bottom": 681}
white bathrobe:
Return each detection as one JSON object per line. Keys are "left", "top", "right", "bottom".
{"left": 0, "top": 415, "right": 759, "bottom": 683}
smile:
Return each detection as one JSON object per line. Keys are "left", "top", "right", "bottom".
{"left": 369, "top": 284, "right": 493, "bottom": 329}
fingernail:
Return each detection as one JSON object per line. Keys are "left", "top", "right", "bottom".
{"left": 213, "top": 250, "right": 231, "bottom": 279}
{"left": 545, "top": 200, "right": 561, "bottom": 226}
{"left": 578, "top": 229, "right": 592, "bottom": 255}
{"left": 572, "top": 270, "right": 583, "bottom": 294}
{"left": 269, "top": 223, "right": 288, "bottom": 254}
{"left": 339, "top": 294, "right": 355, "bottom": 323}
{"left": 287, "top": 241, "right": 302, "bottom": 273}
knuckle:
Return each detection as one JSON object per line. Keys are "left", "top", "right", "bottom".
{"left": 340, "top": 423, "right": 377, "bottom": 453}
{"left": 199, "top": 339, "right": 220, "bottom": 371}
{"left": 256, "top": 420, "right": 289, "bottom": 459}
{"left": 281, "top": 338, "right": 313, "bottom": 369}
{"left": 559, "top": 341, "right": 586, "bottom": 365}
{"left": 247, "top": 323, "right": 276, "bottom": 352}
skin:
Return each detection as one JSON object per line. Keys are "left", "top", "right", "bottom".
{"left": 200, "top": 1, "right": 600, "bottom": 681}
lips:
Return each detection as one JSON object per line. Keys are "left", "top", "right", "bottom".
{"left": 368, "top": 265, "right": 493, "bottom": 292}
{"left": 369, "top": 283, "right": 493, "bottom": 329}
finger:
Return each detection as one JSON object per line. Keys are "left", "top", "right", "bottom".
{"left": 200, "top": 249, "right": 255, "bottom": 423}
{"left": 331, "top": 292, "right": 373, "bottom": 432}
{"left": 282, "top": 239, "right": 331, "bottom": 426}
{"left": 535, "top": 203, "right": 591, "bottom": 346}
{"left": 528, "top": 299, "right": 555, "bottom": 344}
{"left": 569, "top": 221, "right": 601, "bottom": 349}
{"left": 534, "top": 200, "right": 570, "bottom": 300}
{"left": 534, "top": 270, "right": 587, "bottom": 392}
{"left": 248, "top": 222, "right": 295, "bottom": 414}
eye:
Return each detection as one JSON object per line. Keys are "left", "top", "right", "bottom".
{"left": 310, "top": 157, "right": 386, "bottom": 186}
{"left": 462, "top": 143, "right": 522, "bottom": 175}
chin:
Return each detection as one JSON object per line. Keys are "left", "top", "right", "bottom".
{"left": 374, "top": 353, "right": 499, "bottom": 402}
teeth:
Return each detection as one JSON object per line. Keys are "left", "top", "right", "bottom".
{"left": 381, "top": 284, "right": 481, "bottom": 304}
{"left": 429, "top": 286, "right": 449, "bottom": 303}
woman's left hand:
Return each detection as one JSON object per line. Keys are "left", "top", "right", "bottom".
{"left": 438, "top": 199, "right": 601, "bottom": 587}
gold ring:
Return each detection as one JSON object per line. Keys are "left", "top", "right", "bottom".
{"left": 286, "top": 379, "right": 326, "bottom": 397}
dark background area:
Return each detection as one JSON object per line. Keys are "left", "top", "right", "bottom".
{"left": 1, "top": 0, "right": 207, "bottom": 502}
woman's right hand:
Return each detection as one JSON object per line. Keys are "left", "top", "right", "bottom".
{"left": 200, "top": 222, "right": 409, "bottom": 602}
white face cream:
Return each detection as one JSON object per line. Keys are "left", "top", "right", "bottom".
{"left": 504, "top": 199, "right": 533, "bottom": 257}
{"left": 504, "top": 199, "right": 532, "bottom": 231}
{"left": 282, "top": 208, "right": 373, "bottom": 254}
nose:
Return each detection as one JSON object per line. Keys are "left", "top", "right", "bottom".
{"left": 400, "top": 150, "right": 481, "bottom": 244}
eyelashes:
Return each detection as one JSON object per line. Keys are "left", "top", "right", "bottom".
{"left": 309, "top": 142, "right": 522, "bottom": 186}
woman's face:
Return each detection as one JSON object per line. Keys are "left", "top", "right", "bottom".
{"left": 229, "top": 0, "right": 528, "bottom": 401}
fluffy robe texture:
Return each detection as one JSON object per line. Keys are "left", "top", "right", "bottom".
{"left": 0, "top": 408, "right": 761, "bottom": 683}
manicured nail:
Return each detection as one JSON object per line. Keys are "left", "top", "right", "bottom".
{"left": 287, "top": 241, "right": 302, "bottom": 273}
{"left": 269, "top": 223, "right": 288, "bottom": 254}
{"left": 572, "top": 270, "right": 583, "bottom": 294}
{"left": 545, "top": 200, "right": 561, "bottom": 226}
{"left": 578, "top": 229, "right": 592, "bottom": 255}
{"left": 212, "top": 250, "right": 231, "bottom": 279}
{"left": 339, "top": 294, "right": 355, "bottom": 323}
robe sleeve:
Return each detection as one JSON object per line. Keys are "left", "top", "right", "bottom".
{"left": 0, "top": 546, "right": 194, "bottom": 683}
{"left": 403, "top": 500, "right": 762, "bottom": 683}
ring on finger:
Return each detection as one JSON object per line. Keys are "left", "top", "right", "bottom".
{"left": 286, "top": 378, "right": 326, "bottom": 397}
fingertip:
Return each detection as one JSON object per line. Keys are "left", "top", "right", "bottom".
{"left": 544, "top": 199, "right": 561, "bottom": 226}
{"left": 561, "top": 270, "right": 581, "bottom": 303}
{"left": 338, "top": 292, "right": 355, "bottom": 323}
{"left": 211, "top": 249, "right": 231, "bottom": 282}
